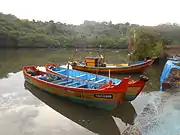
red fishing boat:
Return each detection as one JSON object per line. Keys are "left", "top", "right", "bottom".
{"left": 45, "top": 63, "right": 149, "bottom": 102}
{"left": 23, "top": 65, "right": 149, "bottom": 110}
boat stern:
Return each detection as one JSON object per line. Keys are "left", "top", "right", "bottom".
{"left": 124, "top": 87, "right": 140, "bottom": 101}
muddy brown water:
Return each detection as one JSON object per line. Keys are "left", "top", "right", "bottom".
{"left": 0, "top": 48, "right": 180, "bottom": 135}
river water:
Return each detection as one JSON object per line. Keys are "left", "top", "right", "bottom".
{"left": 0, "top": 49, "right": 179, "bottom": 135}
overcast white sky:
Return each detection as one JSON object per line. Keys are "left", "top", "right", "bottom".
{"left": 0, "top": 0, "right": 179, "bottom": 25}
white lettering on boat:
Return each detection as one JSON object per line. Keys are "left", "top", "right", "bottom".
{"left": 94, "top": 94, "right": 113, "bottom": 99}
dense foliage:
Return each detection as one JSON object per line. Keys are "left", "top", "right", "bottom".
{"left": 130, "top": 27, "right": 164, "bottom": 60}
{"left": 0, "top": 13, "right": 180, "bottom": 49}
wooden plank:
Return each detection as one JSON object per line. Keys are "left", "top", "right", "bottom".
{"left": 94, "top": 79, "right": 106, "bottom": 83}
{"left": 57, "top": 80, "right": 72, "bottom": 85}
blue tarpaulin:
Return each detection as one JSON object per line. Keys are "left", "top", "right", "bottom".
{"left": 160, "top": 59, "right": 180, "bottom": 91}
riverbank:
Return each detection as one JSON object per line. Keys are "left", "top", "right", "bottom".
{"left": 0, "top": 45, "right": 128, "bottom": 50}
{"left": 1, "top": 44, "right": 179, "bottom": 55}
{"left": 0, "top": 46, "right": 172, "bottom": 67}
{"left": 164, "top": 45, "right": 180, "bottom": 57}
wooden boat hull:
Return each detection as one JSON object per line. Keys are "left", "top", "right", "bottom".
{"left": 26, "top": 81, "right": 120, "bottom": 110}
{"left": 70, "top": 59, "right": 155, "bottom": 74}
{"left": 45, "top": 64, "right": 149, "bottom": 102}
{"left": 24, "top": 80, "right": 137, "bottom": 133}
{"left": 124, "top": 86, "right": 142, "bottom": 101}
{"left": 23, "top": 66, "right": 130, "bottom": 110}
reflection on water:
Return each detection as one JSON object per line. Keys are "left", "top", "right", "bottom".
{"left": 0, "top": 49, "right": 73, "bottom": 78}
{"left": 0, "top": 71, "right": 138, "bottom": 135}
{"left": 1, "top": 71, "right": 179, "bottom": 135}
{"left": 0, "top": 49, "right": 164, "bottom": 91}
{"left": 24, "top": 81, "right": 137, "bottom": 135}
{"left": 2, "top": 49, "right": 179, "bottom": 135}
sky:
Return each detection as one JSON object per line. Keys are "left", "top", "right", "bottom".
{"left": 0, "top": 0, "right": 179, "bottom": 25}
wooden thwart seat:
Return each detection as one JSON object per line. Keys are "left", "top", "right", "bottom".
{"left": 57, "top": 70, "right": 66, "bottom": 73}
{"left": 76, "top": 74, "right": 86, "bottom": 78}
{"left": 89, "top": 77, "right": 96, "bottom": 81}
{"left": 77, "top": 84, "right": 88, "bottom": 88}
{"left": 57, "top": 80, "right": 72, "bottom": 85}
{"left": 51, "top": 78, "right": 67, "bottom": 83}
{"left": 94, "top": 79, "right": 106, "bottom": 83}
{"left": 66, "top": 81, "right": 80, "bottom": 86}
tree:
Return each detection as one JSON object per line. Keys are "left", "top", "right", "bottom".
{"left": 0, "top": 12, "right": 180, "bottom": 49}
{"left": 130, "top": 27, "right": 164, "bottom": 61}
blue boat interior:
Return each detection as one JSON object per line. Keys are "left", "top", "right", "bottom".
{"left": 39, "top": 66, "right": 121, "bottom": 89}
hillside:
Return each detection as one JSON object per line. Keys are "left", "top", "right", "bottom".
{"left": 0, "top": 13, "right": 180, "bottom": 49}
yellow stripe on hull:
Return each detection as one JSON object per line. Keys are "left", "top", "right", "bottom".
{"left": 72, "top": 66, "right": 145, "bottom": 73}
{"left": 25, "top": 75, "right": 123, "bottom": 103}
{"left": 71, "top": 60, "right": 154, "bottom": 73}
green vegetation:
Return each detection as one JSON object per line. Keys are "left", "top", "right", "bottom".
{"left": 0, "top": 12, "right": 180, "bottom": 50}
{"left": 130, "top": 27, "right": 164, "bottom": 60}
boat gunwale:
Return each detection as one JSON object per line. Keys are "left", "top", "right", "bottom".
{"left": 71, "top": 59, "right": 155, "bottom": 69}
{"left": 23, "top": 66, "right": 128, "bottom": 93}
{"left": 45, "top": 64, "right": 148, "bottom": 96}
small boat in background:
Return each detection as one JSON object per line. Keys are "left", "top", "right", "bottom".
{"left": 45, "top": 63, "right": 149, "bottom": 102}
{"left": 68, "top": 56, "right": 155, "bottom": 74}
{"left": 160, "top": 57, "right": 180, "bottom": 91}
